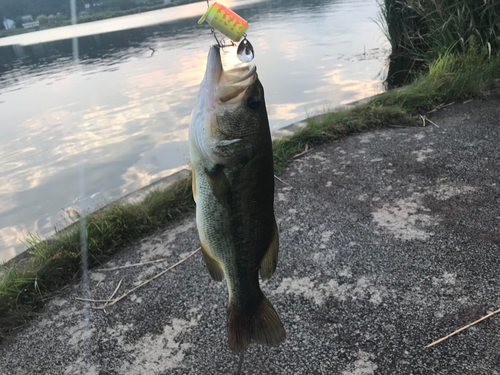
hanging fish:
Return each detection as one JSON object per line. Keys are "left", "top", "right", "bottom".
{"left": 189, "top": 45, "right": 286, "bottom": 353}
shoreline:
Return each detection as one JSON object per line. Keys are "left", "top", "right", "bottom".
{"left": 0, "top": 1, "right": 205, "bottom": 42}
{"left": 0, "top": 1, "right": 207, "bottom": 47}
{"left": 3, "top": 49, "right": 499, "bottom": 336}
{"left": 3, "top": 93, "right": 500, "bottom": 373}
{"left": 4, "top": 94, "right": 375, "bottom": 266}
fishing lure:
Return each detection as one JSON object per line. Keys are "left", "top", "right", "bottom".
{"left": 199, "top": 1, "right": 255, "bottom": 62}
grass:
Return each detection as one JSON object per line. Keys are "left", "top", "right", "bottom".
{"left": 377, "top": 51, "right": 500, "bottom": 110}
{"left": 75, "top": 0, "right": 204, "bottom": 24}
{"left": 1, "top": 50, "right": 500, "bottom": 339}
{"left": 275, "top": 51, "right": 500, "bottom": 174}
{"left": 0, "top": 28, "right": 31, "bottom": 38}
{"left": 378, "top": 0, "right": 500, "bottom": 86}
{"left": 0, "top": 177, "right": 194, "bottom": 337}
{"left": 379, "top": 0, "right": 500, "bottom": 58}
{"left": 273, "top": 105, "right": 413, "bottom": 175}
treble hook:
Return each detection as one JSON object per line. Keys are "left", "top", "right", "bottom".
{"left": 211, "top": 28, "right": 235, "bottom": 51}
{"left": 220, "top": 37, "right": 235, "bottom": 51}
{"left": 206, "top": 0, "right": 235, "bottom": 51}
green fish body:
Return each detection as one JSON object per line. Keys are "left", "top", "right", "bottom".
{"left": 189, "top": 45, "right": 286, "bottom": 353}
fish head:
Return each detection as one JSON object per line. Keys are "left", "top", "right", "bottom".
{"left": 190, "top": 45, "right": 268, "bottom": 163}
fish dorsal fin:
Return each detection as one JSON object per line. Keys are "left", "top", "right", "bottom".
{"left": 260, "top": 218, "right": 279, "bottom": 281}
{"left": 201, "top": 243, "right": 225, "bottom": 282}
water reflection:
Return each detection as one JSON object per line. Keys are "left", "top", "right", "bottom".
{"left": 0, "top": 0, "right": 388, "bottom": 262}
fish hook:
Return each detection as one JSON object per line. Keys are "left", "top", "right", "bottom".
{"left": 211, "top": 28, "right": 235, "bottom": 51}
{"left": 219, "top": 37, "right": 235, "bottom": 52}
{"left": 206, "top": 0, "right": 235, "bottom": 51}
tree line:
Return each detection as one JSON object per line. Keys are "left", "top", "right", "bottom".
{"left": 0, "top": 0, "right": 171, "bottom": 28}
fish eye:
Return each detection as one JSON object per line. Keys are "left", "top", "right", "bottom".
{"left": 247, "top": 96, "right": 261, "bottom": 111}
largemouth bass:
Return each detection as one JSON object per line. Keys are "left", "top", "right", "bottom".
{"left": 189, "top": 45, "right": 286, "bottom": 353}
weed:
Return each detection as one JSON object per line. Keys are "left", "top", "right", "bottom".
{"left": 378, "top": 0, "right": 500, "bottom": 59}
{"left": 0, "top": 177, "right": 194, "bottom": 337}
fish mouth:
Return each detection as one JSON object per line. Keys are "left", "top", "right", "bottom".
{"left": 205, "top": 45, "right": 256, "bottom": 105}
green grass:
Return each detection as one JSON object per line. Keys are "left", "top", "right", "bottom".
{"left": 275, "top": 51, "right": 500, "bottom": 174}
{"left": 75, "top": 0, "right": 201, "bottom": 24}
{"left": 378, "top": 0, "right": 500, "bottom": 60}
{"left": 1, "top": 50, "right": 500, "bottom": 339}
{"left": 0, "top": 28, "right": 31, "bottom": 38}
{"left": 377, "top": 0, "right": 500, "bottom": 87}
{"left": 273, "top": 105, "right": 413, "bottom": 175}
{"left": 374, "top": 51, "right": 500, "bottom": 110}
{"left": 0, "top": 177, "right": 194, "bottom": 337}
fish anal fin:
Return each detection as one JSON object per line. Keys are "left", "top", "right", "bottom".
{"left": 191, "top": 169, "right": 197, "bottom": 203}
{"left": 201, "top": 243, "right": 225, "bottom": 282}
{"left": 227, "top": 294, "right": 286, "bottom": 353}
{"left": 260, "top": 218, "right": 279, "bottom": 281}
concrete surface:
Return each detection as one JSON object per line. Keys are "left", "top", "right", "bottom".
{"left": 1, "top": 97, "right": 499, "bottom": 374}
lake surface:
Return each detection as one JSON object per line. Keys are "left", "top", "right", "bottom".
{"left": 0, "top": 0, "right": 389, "bottom": 262}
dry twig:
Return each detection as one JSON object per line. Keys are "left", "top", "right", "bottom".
{"left": 293, "top": 149, "right": 312, "bottom": 158}
{"left": 426, "top": 117, "right": 440, "bottom": 128}
{"left": 426, "top": 306, "right": 500, "bottom": 348}
{"left": 274, "top": 175, "right": 290, "bottom": 186}
{"left": 75, "top": 298, "right": 115, "bottom": 303}
{"left": 75, "top": 278, "right": 123, "bottom": 305}
{"left": 86, "top": 248, "right": 201, "bottom": 309}
{"left": 106, "top": 278, "right": 123, "bottom": 303}
{"left": 427, "top": 102, "right": 455, "bottom": 114}
{"left": 293, "top": 143, "right": 311, "bottom": 159}
{"left": 420, "top": 115, "right": 426, "bottom": 127}
{"left": 96, "top": 258, "right": 169, "bottom": 271}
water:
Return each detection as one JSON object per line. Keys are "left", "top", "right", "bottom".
{"left": 0, "top": 0, "right": 389, "bottom": 263}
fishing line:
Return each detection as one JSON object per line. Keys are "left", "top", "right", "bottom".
{"left": 206, "top": 0, "right": 219, "bottom": 47}
{"left": 70, "top": 0, "right": 92, "bottom": 371}
{"left": 205, "top": 0, "right": 234, "bottom": 49}
{"left": 235, "top": 352, "right": 245, "bottom": 375}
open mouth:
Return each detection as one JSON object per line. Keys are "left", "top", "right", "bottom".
{"left": 217, "top": 64, "right": 256, "bottom": 104}
{"left": 207, "top": 45, "right": 256, "bottom": 105}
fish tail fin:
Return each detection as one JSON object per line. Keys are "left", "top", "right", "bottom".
{"left": 227, "top": 294, "right": 286, "bottom": 353}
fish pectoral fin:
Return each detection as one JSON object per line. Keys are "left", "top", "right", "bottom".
{"left": 191, "top": 169, "right": 197, "bottom": 203}
{"left": 260, "top": 218, "right": 279, "bottom": 281}
{"left": 201, "top": 243, "right": 225, "bottom": 282}
{"left": 205, "top": 164, "right": 231, "bottom": 205}
{"left": 216, "top": 139, "right": 242, "bottom": 147}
